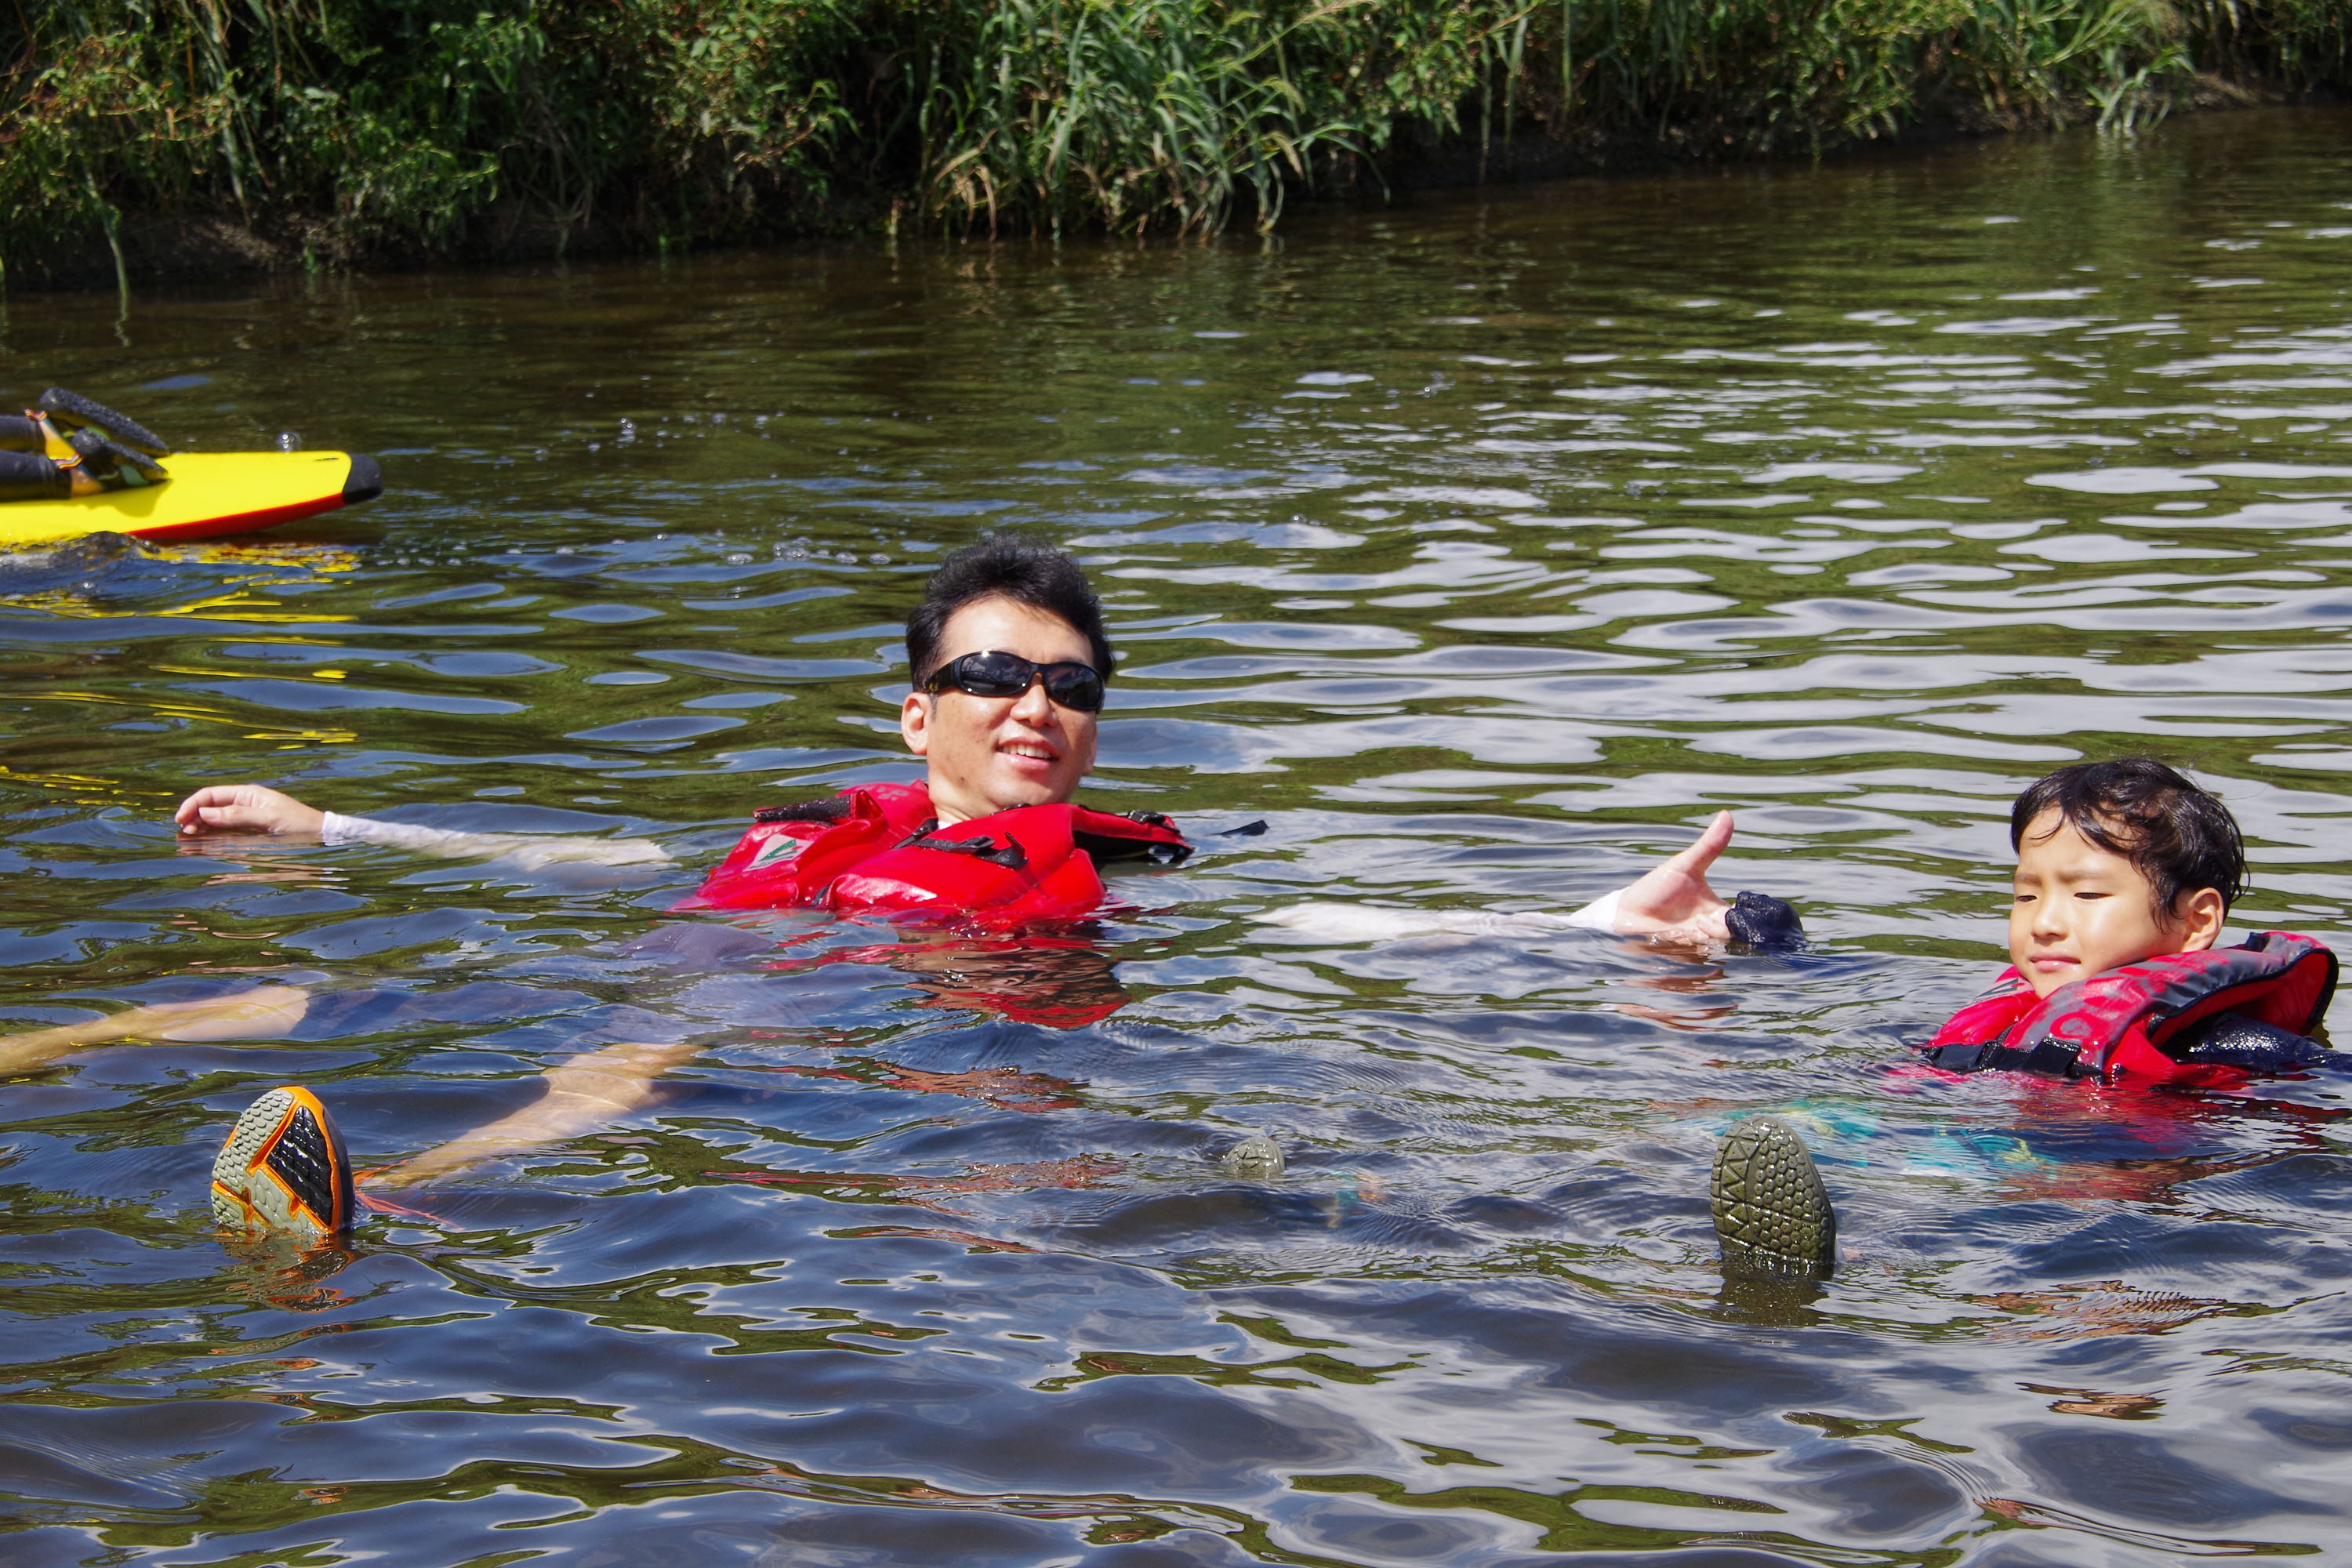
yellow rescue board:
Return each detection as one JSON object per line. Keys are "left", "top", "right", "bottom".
{"left": 0, "top": 450, "right": 383, "bottom": 548}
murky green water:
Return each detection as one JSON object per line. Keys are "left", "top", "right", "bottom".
{"left": 5, "top": 107, "right": 2352, "bottom": 1566}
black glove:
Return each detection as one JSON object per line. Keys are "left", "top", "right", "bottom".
{"left": 1724, "top": 890, "right": 1806, "bottom": 952}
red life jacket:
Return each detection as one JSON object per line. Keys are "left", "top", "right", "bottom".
{"left": 675, "top": 782, "right": 1192, "bottom": 925}
{"left": 1918, "top": 931, "right": 2338, "bottom": 1087}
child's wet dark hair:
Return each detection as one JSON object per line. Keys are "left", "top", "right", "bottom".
{"left": 2010, "top": 759, "right": 2248, "bottom": 916}
{"left": 905, "top": 534, "right": 1113, "bottom": 687}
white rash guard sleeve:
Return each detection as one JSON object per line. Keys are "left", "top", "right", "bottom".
{"left": 318, "top": 811, "right": 670, "bottom": 869}
{"left": 1563, "top": 887, "right": 1624, "bottom": 932}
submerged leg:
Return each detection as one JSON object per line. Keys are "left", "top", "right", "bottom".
{"left": 0, "top": 985, "right": 314, "bottom": 1074}
{"left": 210, "top": 1036, "right": 705, "bottom": 1238}
{"left": 1711, "top": 1116, "right": 1838, "bottom": 1279}
{"left": 378, "top": 1038, "right": 702, "bottom": 1189}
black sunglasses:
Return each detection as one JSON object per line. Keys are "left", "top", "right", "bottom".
{"left": 922, "top": 649, "right": 1106, "bottom": 713}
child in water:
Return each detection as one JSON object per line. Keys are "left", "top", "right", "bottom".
{"left": 1711, "top": 758, "right": 2343, "bottom": 1277}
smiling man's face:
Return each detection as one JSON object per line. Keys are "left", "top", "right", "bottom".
{"left": 900, "top": 594, "right": 1101, "bottom": 824}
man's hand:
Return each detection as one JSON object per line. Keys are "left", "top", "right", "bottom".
{"left": 174, "top": 784, "right": 326, "bottom": 837}
{"left": 1610, "top": 810, "right": 1735, "bottom": 942}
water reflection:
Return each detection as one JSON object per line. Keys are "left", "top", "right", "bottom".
{"left": 778, "top": 936, "right": 1135, "bottom": 1030}
{"left": 3, "top": 107, "right": 2352, "bottom": 1565}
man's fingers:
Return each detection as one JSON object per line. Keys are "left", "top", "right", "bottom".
{"left": 1661, "top": 810, "right": 1734, "bottom": 877}
{"left": 173, "top": 786, "right": 234, "bottom": 829}
{"left": 176, "top": 785, "right": 269, "bottom": 833}
{"left": 171, "top": 783, "right": 321, "bottom": 837}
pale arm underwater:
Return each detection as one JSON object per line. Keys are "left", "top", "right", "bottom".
{"left": 174, "top": 783, "right": 670, "bottom": 869}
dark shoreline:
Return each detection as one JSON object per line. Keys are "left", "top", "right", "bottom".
{"left": 11, "top": 83, "right": 2336, "bottom": 298}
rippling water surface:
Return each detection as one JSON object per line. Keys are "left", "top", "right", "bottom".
{"left": 5, "top": 109, "right": 2352, "bottom": 1566}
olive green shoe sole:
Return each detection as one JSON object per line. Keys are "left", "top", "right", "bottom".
{"left": 1711, "top": 1116, "right": 1836, "bottom": 1278}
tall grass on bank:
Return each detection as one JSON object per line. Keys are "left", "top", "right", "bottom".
{"left": 3, "top": 0, "right": 2347, "bottom": 274}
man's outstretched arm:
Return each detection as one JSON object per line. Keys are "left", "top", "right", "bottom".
{"left": 1254, "top": 811, "right": 1803, "bottom": 949}
{"left": 173, "top": 784, "right": 670, "bottom": 868}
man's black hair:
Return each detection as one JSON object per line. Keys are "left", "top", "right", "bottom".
{"left": 905, "top": 535, "right": 1114, "bottom": 687}
{"left": 2009, "top": 759, "right": 2248, "bottom": 916}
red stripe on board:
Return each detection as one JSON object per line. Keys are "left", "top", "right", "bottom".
{"left": 127, "top": 493, "right": 349, "bottom": 543}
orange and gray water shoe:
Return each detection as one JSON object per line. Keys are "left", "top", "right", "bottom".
{"left": 211, "top": 1086, "right": 357, "bottom": 1240}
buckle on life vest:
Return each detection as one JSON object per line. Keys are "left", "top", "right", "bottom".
{"left": 897, "top": 825, "right": 1028, "bottom": 871}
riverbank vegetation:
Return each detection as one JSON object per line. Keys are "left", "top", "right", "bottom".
{"left": 5, "top": 0, "right": 2347, "bottom": 281}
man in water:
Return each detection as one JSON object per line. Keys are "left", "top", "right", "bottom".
{"left": 177, "top": 536, "right": 1119, "bottom": 855}
{"left": 24, "top": 535, "right": 1790, "bottom": 1236}
{"left": 173, "top": 535, "right": 1774, "bottom": 936}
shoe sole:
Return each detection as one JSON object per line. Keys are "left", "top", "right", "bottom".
{"left": 1711, "top": 1116, "right": 1836, "bottom": 1277}
{"left": 1220, "top": 1134, "right": 1284, "bottom": 1178}
{"left": 211, "top": 1086, "right": 355, "bottom": 1240}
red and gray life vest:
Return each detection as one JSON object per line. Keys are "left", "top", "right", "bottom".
{"left": 676, "top": 782, "right": 1191, "bottom": 924}
{"left": 1918, "top": 931, "right": 2337, "bottom": 1087}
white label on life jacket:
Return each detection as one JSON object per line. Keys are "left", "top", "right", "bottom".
{"left": 750, "top": 834, "right": 804, "bottom": 870}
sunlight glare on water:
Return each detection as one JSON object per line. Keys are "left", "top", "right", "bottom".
{"left": 2, "top": 108, "right": 2352, "bottom": 1566}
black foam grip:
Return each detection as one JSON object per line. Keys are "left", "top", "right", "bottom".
{"left": 67, "top": 427, "right": 165, "bottom": 478}
{"left": 38, "top": 387, "right": 171, "bottom": 456}
{"left": 753, "top": 794, "right": 855, "bottom": 826}
{"left": 0, "top": 448, "right": 68, "bottom": 501}
{"left": 0, "top": 416, "right": 42, "bottom": 452}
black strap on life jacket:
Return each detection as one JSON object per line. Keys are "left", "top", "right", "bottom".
{"left": 1921, "top": 1036, "right": 2099, "bottom": 1078}
{"left": 1076, "top": 825, "right": 1185, "bottom": 866}
{"left": 753, "top": 794, "right": 1210, "bottom": 869}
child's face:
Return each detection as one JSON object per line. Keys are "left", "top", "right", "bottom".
{"left": 2008, "top": 809, "right": 2221, "bottom": 996}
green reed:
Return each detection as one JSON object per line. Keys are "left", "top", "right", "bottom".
{"left": 2, "top": 0, "right": 2345, "bottom": 272}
